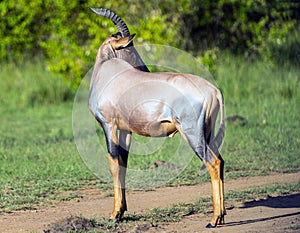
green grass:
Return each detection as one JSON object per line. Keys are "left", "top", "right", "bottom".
{"left": 289, "top": 224, "right": 300, "bottom": 230}
{"left": 0, "top": 54, "right": 299, "bottom": 212}
{"left": 218, "top": 55, "right": 299, "bottom": 177}
{"left": 0, "top": 61, "right": 73, "bottom": 108}
{"left": 0, "top": 103, "right": 97, "bottom": 212}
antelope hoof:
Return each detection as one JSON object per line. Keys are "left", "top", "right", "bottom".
{"left": 206, "top": 214, "right": 226, "bottom": 228}
{"left": 206, "top": 223, "right": 216, "bottom": 228}
{"left": 109, "top": 209, "right": 125, "bottom": 221}
{"left": 218, "top": 214, "right": 225, "bottom": 225}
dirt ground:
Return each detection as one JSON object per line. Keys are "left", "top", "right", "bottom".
{"left": 0, "top": 172, "right": 299, "bottom": 233}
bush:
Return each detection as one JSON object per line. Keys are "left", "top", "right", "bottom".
{"left": 0, "top": 0, "right": 179, "bottom": 88}
{"left": 266, "top": 24, "right": 300, "bottom": 67}
{"left": 0, "top": 0, "right": 299, "bottom": 87}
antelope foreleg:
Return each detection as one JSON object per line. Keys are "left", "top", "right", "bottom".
{"left": 108, "top": 153, "right": 127, "bottom": 220}
{"left": 108, "top": 130, "right": 131, "bottom": 220}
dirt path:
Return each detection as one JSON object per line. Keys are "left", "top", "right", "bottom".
{"left": 0, "top": 172, "right": 299, "bottom": 233}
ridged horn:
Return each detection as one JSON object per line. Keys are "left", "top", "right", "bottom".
{"left": 89, "top": 7, "right": 130, "bottom": 37}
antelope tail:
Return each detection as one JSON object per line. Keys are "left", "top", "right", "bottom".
{"left": 212, "top": 90, "right": 225, "bottom": 150}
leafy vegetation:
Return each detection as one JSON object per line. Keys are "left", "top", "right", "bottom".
{"left": 1, "top": 0, "right": 299, "bottom": 86}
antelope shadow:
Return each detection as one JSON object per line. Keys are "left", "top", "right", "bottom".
{"left": 224, "top": 193, "right": 300, "bottom": 227}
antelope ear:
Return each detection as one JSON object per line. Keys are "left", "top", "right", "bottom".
{"left": 113, "top": 34, "right": 136, "bottom": 50}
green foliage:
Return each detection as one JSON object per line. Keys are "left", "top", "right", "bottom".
{"left": 0, "top": 0, "right": 179, "bottom": 88}
{"left": 0, "top": 1, "right": 41, "bottom": 61}
{"left": 197, "top": 48, "right": 219, "bottom": 78}
{"left": 181, "top": 1, "right": 298, "bottom": 54}
{"left": 266, "top": 23, "right": 300, "bottom": 67}
{"left": 1, "top": 0, "right": 299, "bottom": 87}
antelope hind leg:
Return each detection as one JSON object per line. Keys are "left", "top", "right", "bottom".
{"left": 218, "top": 154, "right": 226, "bottom": 225}
{"left": 204, "top": 147, "right": 226, "bottom": 228}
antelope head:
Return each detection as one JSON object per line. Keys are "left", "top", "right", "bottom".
{"left": 90, "top": 7, "right": 149, "bottom": 72}
{"left": 95, "top": 33, "right": 136, "bottom": 65}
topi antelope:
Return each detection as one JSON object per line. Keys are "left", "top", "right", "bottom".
{"left": 88, "top": 10, "right": 226, "bottom": 229}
